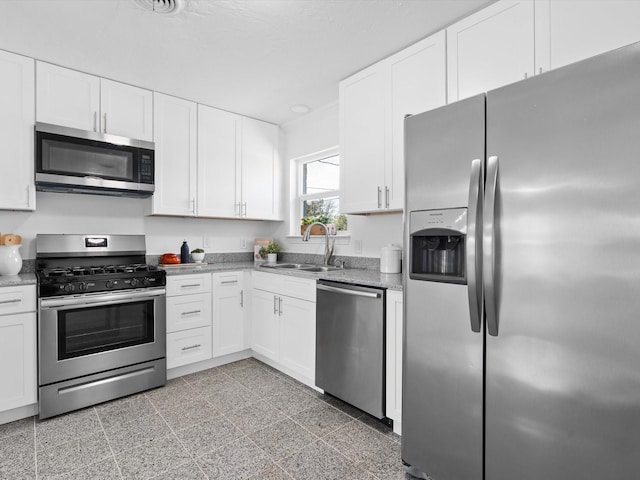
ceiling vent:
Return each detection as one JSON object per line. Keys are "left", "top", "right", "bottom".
{"left": 131, "top": 0, "right": 188, "bottom": 15}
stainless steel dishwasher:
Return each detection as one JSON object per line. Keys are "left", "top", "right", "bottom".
{"left": 316, "top": 280, "right": 386, "bottom": 419}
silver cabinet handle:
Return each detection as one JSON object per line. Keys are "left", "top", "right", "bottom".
{"left": 181, "top": 310, "right": 201, "bottom": 316}
{"left": 0, "top": 298, "right": 21, "bottom": 305}
{"left": 317, "top": 284, "right": 381, "bottom": 298}
{"left": 273, "top": 295, "right": 278, "bottom": 314}
{"left": 278, "top": 296, "right": 283, "bottom": 316}
{"left": 483, "top": 155, "right": 499, "bottom": 336}
{"left": 181, "top": 344, "right": 201, "bottom": 351}
{"left": 385, "top": 186, "right": 390, "bottom": 208}
{"left": 377, "top": 186, "right": 382, "bottom": 208}
{"left": 180, "top": 284, "right": 201, "bottom": 289}
{"left": 191, "top": 198, "right": 196, "bottom": 214}
{"left": 240, "top": 290, "right": 244, "bottom": 307}
{"left": 242, "top": 202, "right": 247, "bottom": 217}
{"left": 466, "top": 158, "right": 483, "bottom": 333}
{"left": 93, "top": 112, "right": 97, "bottom": 132}
{"left": 103, "top": 113, "right": 107, "bottom": 133}
{"left": 221, "top": 280, "right": 238, "bottom": 285}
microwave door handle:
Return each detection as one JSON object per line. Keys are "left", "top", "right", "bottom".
{"left": 483, "top": 155, "right": 499, "bottom": 336}
{"left": 467, "top": 158, "right": 483, "bottom": 333}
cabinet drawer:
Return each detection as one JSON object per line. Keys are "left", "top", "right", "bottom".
{"left": 0, "top": 286, "right": 36, "bottom": 316}
{"left": 253, "top": 271, "right": 316, "bottom": 302}
{"left": 212, "top": 271, "right": 242, "bottom": 288}
{"left": 166, "top": 274, "right": 212, "bottom": 296}
{"left": 166, "top": 293, "right": 212, "bottom": 333}
{"left": 167, "top": 326, "right": 212, "bottom": 369}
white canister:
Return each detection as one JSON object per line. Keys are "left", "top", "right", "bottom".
{"left": 380, "top": 244, "right": 402, "bottom": 274}
{"left": 0, "top": 245, "right": 22, "bottom": 275}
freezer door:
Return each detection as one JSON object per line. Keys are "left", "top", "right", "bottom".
{"left": 404, "top": 94, "right": 485, "bottom": 212}
{"left": 402, "top": 96, "right": 485, "bottom": 479}
{"left": 485, "top": 42, "right": 640, "bottom": 479}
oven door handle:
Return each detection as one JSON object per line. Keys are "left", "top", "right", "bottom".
{"left": 39, "top": 288, "right": 166, "bottom": 309}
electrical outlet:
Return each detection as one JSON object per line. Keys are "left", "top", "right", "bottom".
{"left": 240, "top": 238, "right": 247, "bottom": 249}
{"left": 203, "top": 237, "right": 212, "bottom": 249}
{"left": 354, "top": 239, "right": 362, "bottom": 254}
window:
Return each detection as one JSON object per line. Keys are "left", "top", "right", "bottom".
{"left": 294, "top": 147, "right": 347, "bottom": 233}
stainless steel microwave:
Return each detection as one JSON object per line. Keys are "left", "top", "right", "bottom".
{"left": 35, "top": 122, "right": 155, "bottom": 198}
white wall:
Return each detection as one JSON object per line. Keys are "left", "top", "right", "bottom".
{"left": 0, "top": 192, "right": 280, "bottom": 259}
{"left": 276, "top": 102, "right": 403, "bottom": 259}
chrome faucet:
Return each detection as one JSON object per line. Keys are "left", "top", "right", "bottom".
{"left": 302, "top": 222, "right": 335, "bottom": 265}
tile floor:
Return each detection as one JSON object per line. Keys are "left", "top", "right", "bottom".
{"left": 0, "top": 358, "right": 414, "bottom": 479}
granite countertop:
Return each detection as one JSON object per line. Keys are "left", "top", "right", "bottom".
{"left": 0, "top": 273, "right": 37, "bottom": 287}
{"left": 160, "top": 262, "right": 403, "bottom": 290}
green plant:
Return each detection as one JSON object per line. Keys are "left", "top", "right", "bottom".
{"left": 191, "top": 248, "right": 204, "bottom": 254}
{"left": 258, "top": 241, "right": 281, "bottom": 259}
{"left": 301, "top": 213, "right": 332, "bottom": 225}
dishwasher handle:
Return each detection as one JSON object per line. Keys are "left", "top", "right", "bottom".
{"left": 317, "top": 283, "right": 381, "bottom": 298}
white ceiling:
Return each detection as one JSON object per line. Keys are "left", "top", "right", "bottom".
{"left": 0, "top": 0, "right": 494, "bottom": 125}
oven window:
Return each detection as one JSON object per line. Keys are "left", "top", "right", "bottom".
{"left": 58, "top": 300, "right": 154, "bottom": 360}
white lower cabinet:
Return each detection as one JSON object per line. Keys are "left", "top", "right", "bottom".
{"left": 0, "top": 285, "right": 37, "bottom": 413}
{"left": 212, "top": 271, "right": 247, "bottom": 357}
{"left": 252, "top": 271, "right": 316, "bottom": 387}
{"left": 386, "top": 289, "right": 403, "bottom": 435}
{"left": 166, "top": 274, "right": 213, "bottom": 369}
{"left": 167, "top": 326, "right": 212, "bottom": 369}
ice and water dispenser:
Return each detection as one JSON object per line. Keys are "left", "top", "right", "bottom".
{"left": 409, "top": 208, "right": 467, "bottom": 284}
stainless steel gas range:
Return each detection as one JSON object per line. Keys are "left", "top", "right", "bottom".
{"left": 36, "top": 234, "right": 166, "bottom": 419}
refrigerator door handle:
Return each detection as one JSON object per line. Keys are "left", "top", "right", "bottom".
{"left": 467, "top": 158, "right": 483, "bottom": 333}
{"left": 484, "top": 155, "right": 499, "bottom": 336}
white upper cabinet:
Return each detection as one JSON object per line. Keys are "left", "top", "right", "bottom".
{"left": 535, "top": 0, "right": 640, "bottom": 71}
{"left": 240, "top": 117, "right": 281, "bottom": 220}
{"left": 100, "top": 78, "right": 153, "bottom": 141}
{"left": 152, "top": 92, "right": 197, "bottom": 216}
{"left": 36, "top": 62, "right": 100, "bottom": 131}
{"left": 340, "top": 63, "right": 386, "bottom": 214}
{"left": 340, "top": 31, "right": 446, "bottom": 214}
{"left": 36, "top": 62, "right": 152, "bottom": 141}
{"left": 197, "top": 105, "right": 240, "bottom": 218}
{"left": 447, "top": 0, "right": 536, "bottom": 102}
{"left": 0, "top": 50, "right": 35, "bottom": 211}
{"left": 197, "top": 105, "right": 280, "bottom": 220}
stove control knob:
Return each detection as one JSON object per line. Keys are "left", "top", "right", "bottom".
{"left": 105, "top": 280, "right": 114, "bottom": 289}
{"left": 64, "top": 283, "right": 75, "bottom": 293}
{"left": 77, "top": 282, "right": 87, "bottom": 292}
{"left": 141, "top": 277, "right": 150, "bottom": 287}
{"left": 130, "top": 278, "right": 139, "bottom": 288}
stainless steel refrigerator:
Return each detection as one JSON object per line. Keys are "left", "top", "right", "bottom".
{"left": 402, "top": 42, "right": 640, "bottom": 480}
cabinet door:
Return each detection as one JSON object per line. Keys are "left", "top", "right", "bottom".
{"left": 212, "top": 272, "right": 245, "bottom": 357}
{"left": 385, "top": 289, "right": 403, "bottom": 433}
{"left": 152, "top": 93, "right": 197, "bottom": 216}
{"left": 537, "top": 0, "right": 640, "bottom": 71}
{"left": 100, "top": 79, "right": 153, "bottom": 141}
{"left": 0, "top": 50, "right": 35, "bottom": 211}
{"left": 386, "top": 31, "right": 447, "bottom": 210}
{"left": 279, "top": 296, "right": 316, "bottom": 384}
{"left": 340, "top": 63, "right": 386, "bottom": 214}
{"left": 240, "top": 117, "right": 280, "bottom": 220}
{"left": 36, "top": 62, "right": 100, "bottom": 131}
{"left": 0, "top": 312, "right": 36, "bottom": 411}
{"left": 447, "top": 0, "right": 536, "bottom": 102}
{"left": 251, "top": 288, "right": 279, "bottom": 362}
{"left": 197, "top": 105, "right": 241, "bottom": 218}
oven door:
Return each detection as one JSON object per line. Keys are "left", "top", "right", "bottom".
{"left": 38, "top": 288, "right": 166, "bottom": 385}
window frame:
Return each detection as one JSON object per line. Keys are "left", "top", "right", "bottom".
{"left": 292, "top": 146, "right": 344, "bottom": 235}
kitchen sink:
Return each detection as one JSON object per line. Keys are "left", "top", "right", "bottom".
{"left": 261, "top": 263, "right": 343, "bottom": 272}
